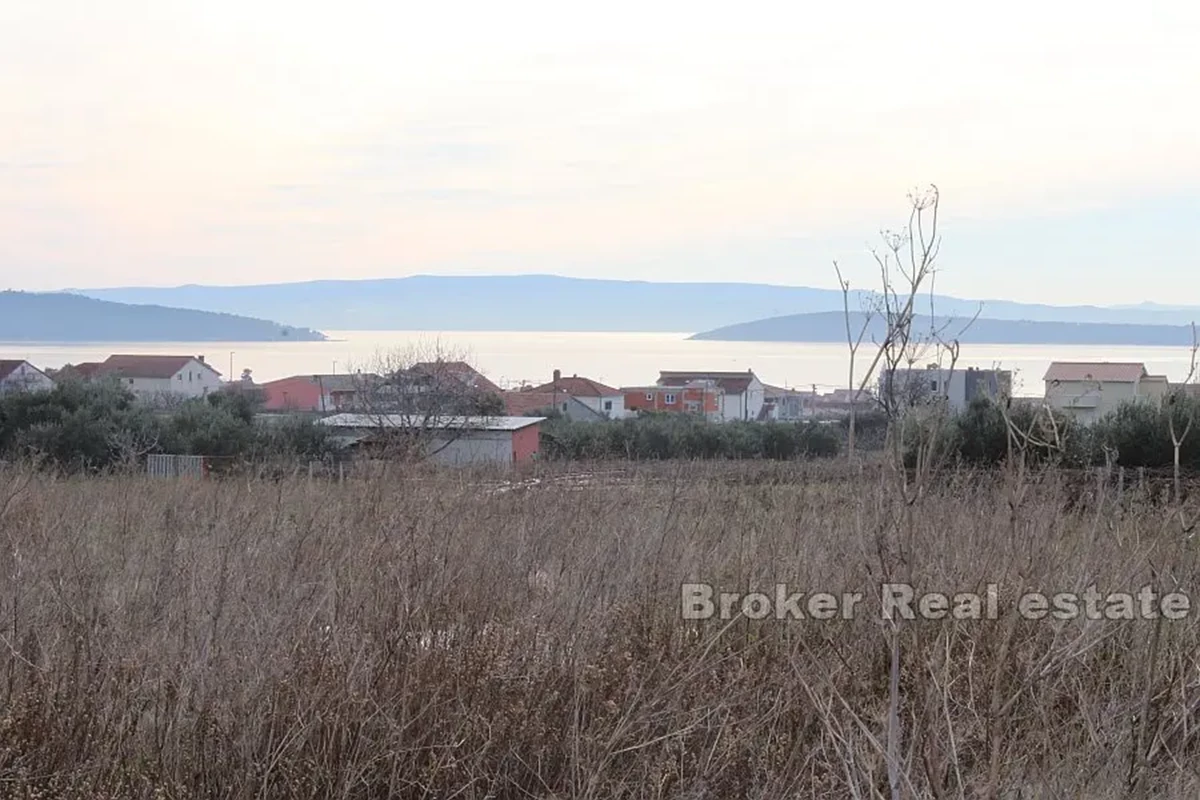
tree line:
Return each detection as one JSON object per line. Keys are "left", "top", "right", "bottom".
{"left": 0, "top": 381, "right": 334, "bottom": 471}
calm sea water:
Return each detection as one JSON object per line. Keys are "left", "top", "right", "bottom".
{"left": 3, "top": 331, "right": 1198, "bottom": 396}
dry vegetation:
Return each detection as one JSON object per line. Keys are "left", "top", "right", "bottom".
{"left": 3, "top": 460, "right": 1200, "bottom": 798}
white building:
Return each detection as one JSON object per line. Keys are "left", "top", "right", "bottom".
{"left": 87, "top": 354, "right": 223, "bottom": 400}
{"left": 762, "top": 384, "right": 817, "bottom": 420}
{"left": 880, "top": 366, "right": 1012, "bottom": 413}
{"left": 1044, "top": 361, "right": 1168, "bottom": 425}
{"left": 657, "top": 370, "right": 765, "bottom": 421}
{"left": 0, "top": 360, "right": 55, "bottom": 394}
{"left": 532, "top": 371, "right": 626, "bottom": 418}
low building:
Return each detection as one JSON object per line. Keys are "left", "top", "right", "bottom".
{"left": 316, "top": 413, "right": 544, "bottom": 465}
{"left": 75, "top": 354, "right": 223, "bottom": 399}
{"left": 656, "top": 370, "right": 765, "bottom": 422}
{"left": 258, "top": 373, "right": 380, "bottom": 412}
{"left": 1044, "top": 361, "right": 1168, "bottom": 424}
{"left": 762, "top": 384, "right": 817, "bottom": 420}
{"left": 809, "top": 388, "right": 875, "bottom": 419}
{"left": 879, "top": 366, "right": 1012, "bottom": 413}
{"left": 623, "top": 381, "right": 724, "bottom": 420}
{"left": 0, "top": 360, "right": 55, "bottom": 394}
{"left": 528, "top": 370, "right": 626, "bottom": 418}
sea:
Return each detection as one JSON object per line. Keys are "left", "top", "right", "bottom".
{"left": 4, "top": 331, "right": 1198, "bottom": 397}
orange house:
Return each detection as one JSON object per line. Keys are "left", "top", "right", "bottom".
{"left": 622, "top": 383, "right": 723, "bottom": 419}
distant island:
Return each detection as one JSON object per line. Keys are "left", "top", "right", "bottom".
{"left": 690, "top": 311, "right": 1200, "bottom": 347}
{"left": 0, "top": 291, "right": 327, "bottom": 342}
{"left": 75, "top": 275, "right": 1200, "bottom": 333}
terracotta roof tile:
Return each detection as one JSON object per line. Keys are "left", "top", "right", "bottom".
{"left": 658, "top": 371, "right": 757, "bottom": 394}
{"left": 99, "top": 354, "right": 221, "bottom": 379}
{"left": 0, "top": 360, "right": 29, "bottom": 381}
{"left": 1043, "top": 362, "right": 1147, "bottom": 383}
{"left": 504, "top": 391, "right": 564, "bottom": 415}
{"left": 530, "top": 375, "right": 620, "bottom": 397}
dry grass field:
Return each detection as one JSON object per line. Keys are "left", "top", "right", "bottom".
{"left": 3, "top": 460, "right": 1200, "bottom": 798}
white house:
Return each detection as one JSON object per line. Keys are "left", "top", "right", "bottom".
{"left": 762, "top": 384, "right": 817, "bottom": 420}
{"left": 1043, "top": 361, "right": 1168, "bottom": 425}
{"left": 880, "top": 366, "right": 1012, "bottom": 413}
{"left": 657, "top": 370, "right": 765, "bottom": 422}
{"left": 531, "top": 371, "right": 626, "bottom": 419}
{"left": 89, "top": 354, "right": 223, "bottom": 400}
{"left": 0, "top": 360, "right": 55, "bottom": 394}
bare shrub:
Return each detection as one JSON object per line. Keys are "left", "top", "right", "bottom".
{"left": 1, "top": 460, "right": 1199, "bottom": 797}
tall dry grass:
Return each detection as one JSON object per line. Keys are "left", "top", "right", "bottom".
{"left": 1, "top": 460, "right": 1199, "bottom": 798}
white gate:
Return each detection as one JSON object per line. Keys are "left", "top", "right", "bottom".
{"left": 147, "top": 454, "right": 208, "bottom": 478}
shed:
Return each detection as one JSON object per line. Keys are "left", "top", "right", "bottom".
{"left": 316, "top": 413, "right": 545, "bottom": 465}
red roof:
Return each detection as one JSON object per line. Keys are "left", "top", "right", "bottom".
{"left": 100, "top": 354, "right": 222, "bottom": 379}
{"left": 530, "top": 375, "right": 620, "bottom": 397}
{"left": 658, "top": 370, "right": 757, "bottom": 394}
{"left": 0, "top": 360, "right": 32, "bottom": 381}
{"left": 69, "top": 362, "right": 105, "bottom": 379}
{"left": 504, "top": 391, "right": 564, "bottom": 416}
{"left": 409, "top": 361, "right": 503, "bottom": 396}
{"left": 1044, "top": 362, "right": 1147, "bottom": 383}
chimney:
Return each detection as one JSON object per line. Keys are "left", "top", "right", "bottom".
{"left": 197, "top": 355, "right": 205, "bottom": 364}
{"left": 553, "top": 369, "right": 561, "bottom": 382}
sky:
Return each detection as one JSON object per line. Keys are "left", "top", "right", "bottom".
{"left": 2, "top": 0, "right": 1199, "bottom": 305}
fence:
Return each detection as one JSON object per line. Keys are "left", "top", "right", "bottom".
{"left": 147, "top": 454, "right": 209, "bottom": 479}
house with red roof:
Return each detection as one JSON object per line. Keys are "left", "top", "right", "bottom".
{"left": 528, "top": 370, "right": 626, "bottom": 418}
{"left": 258, "top": 373, "right": 380, "bottom": 413}
{"left": 623, "top": 380, "right": 724, "bottom": 420}
{"left": 656, "top": 370, "right": 765, "bottom": 422}
{"left": 408, "top": 360, "right": 504, "bottom": 398}
{"left": 78, "top": 354, "right": 223, "bottom": 399}
{"left": 504, "top": 388, "right": 605, "bottom": 421}
{"left": 1044, "top": 361, "right": 1168, "bottom": 424}
{"left": 0, "top": 359, "right": 55, "bottom": 394}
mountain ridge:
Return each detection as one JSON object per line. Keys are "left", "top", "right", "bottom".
{"left": 0, "top": 291, "right": 327, "bottom": 342}
{"left": 690, "top": 311, "right": 1200, "bottom": 347}
{"left": 73, "top": 275, "right": 1200, "bottom": 332}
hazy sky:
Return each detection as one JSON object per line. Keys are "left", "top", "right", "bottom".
{"left": 3, "top": 1, "right": 1199, "bottom": 304}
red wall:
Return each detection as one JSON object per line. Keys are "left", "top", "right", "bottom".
{"left": 624, "top": 387, "right": 720, "bottom": 414}
{"left": 511, "top": 424, "right": 540, "bottom": 462}
{"left": 260, "top": 377, "right": 322, "bottom": 411}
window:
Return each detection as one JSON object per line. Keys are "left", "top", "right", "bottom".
{"left": 929, "top": 380, "right": 939, "bottom": 392}
{"left": 178, "top": 374, "right": 183, "bottom": 381}
{"left": 646, "top": 392, "right": 654, "bottom": 401}
{"left": 562, "top": 403, "right": 568, "bottom": 411}
{"left": 128, "top": 378, "right": 134, "bottom": 385}
{"left": 665, "top": 393, "right": 676, "bottom": 404}
{"left": 603, "top": 400, "right": 613, "bottom": 411}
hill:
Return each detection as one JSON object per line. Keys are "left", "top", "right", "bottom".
{"left": 0, "top": 291, "right": 327, "bottom": 342}
{"left": 76, "top": 275, "right": 1200, "bottom": 332}
{"left": 690, "top": 311, "right": 1200, "bottom": 346}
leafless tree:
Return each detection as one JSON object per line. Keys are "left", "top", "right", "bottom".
{"left": 835, "top": 185, "right": 979, "bottom": 460}
{"left": 1167, "top": 322, "right": 1199, "bottom": 504}
{"left": 340, "top": 343, "right": 505, "bottom": 463}
{"left": 833, "top": 261, "right": 876, "bottom": 460}
{"left": 107, "top": 428, "right": 160, "bottom": 474}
